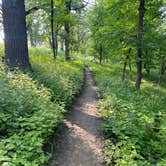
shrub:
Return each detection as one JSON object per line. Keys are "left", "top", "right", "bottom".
{"left": 90, "top": 64, "right": 166, "bottom": 166}
{"left": 30, "top": 55, "right": 84, "bottom": 106}
{"left": 0, "top": 49, "right": 84, "bottom": 165}
{"left": 0, "top": 64, "right": 65, "bottom": 165}
{"left": 29, "top": 47, "right": 52, "bottom": 57}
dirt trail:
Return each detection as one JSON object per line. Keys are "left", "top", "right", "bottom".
{"left": 49, "top": 68, "right": 105, "bottom": 166}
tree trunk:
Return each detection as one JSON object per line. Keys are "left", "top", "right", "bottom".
{"left": 51, "top": 0, "right": 56, "bottom": 59}
{"left": 122, "top": 48, "right": 132, "bottom": 81}
{"left": 129, "top": 63, "right": 132, "bottom": 71}
{"left": 135, "top": 0, "right": 145, "bottom": 90}
{"left": 29, "top": 28, "right": 36, "bottom": 47}
{"left": 64, "top": 23, "right": 70, "bottom": 61}
{"left": 27, "top": 22, "right": 36, "bottom": 47}
{"left": 64, "top": 1, "right": 71, "bottom": 61}
{"left": 2, "top": 0, "right": 31, "bottom": 69}
{"left": 122, "top": 55, "right": 129, "bottom": 81}
{"left": 55, "top": 32, "right": 58, "bottom": 56}
{"left": 60, "top": 39, "right": 64, "bottom": 51}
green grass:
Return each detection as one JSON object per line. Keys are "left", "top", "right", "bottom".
{"left": 0, "top": 47, "right": 84, "bottom": 165}
{"left": 90, "top": 63, "right": 166, "bottom": 166}
{"left": 30, "top": 55, "right": 84, "bottom": 106}
{"left": 0, "top": 44, "right": 4, "bottom": 57}
{"left": 0, "top": 45, "right": 165, "bottom": 165}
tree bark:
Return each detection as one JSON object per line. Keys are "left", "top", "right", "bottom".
{"left": 2, "top": 0, "right": 31, "bottom": 69}
{"left": 64, "top": 1, "right": 71, "bottom": 61}
{"left": 135, "top": 0, "right": 145, "bottom": 89}
{"left": 51, "top": 0, "right": 56, "bottom": 59}
{"left": 64, "top": 23, "right": 70, "bottom": 61}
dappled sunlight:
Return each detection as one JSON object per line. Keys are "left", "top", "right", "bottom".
{"left": 142, "top": 79, "right": 166, "bottom": 94}
{"left": 49, "top": 68, "right": 104, "bottom": 166}
{"left": 64, "top": 119, "right": 103, "bottom": 158}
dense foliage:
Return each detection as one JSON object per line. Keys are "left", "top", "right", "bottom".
{"left": 30, "top": 53, "right": 84, "bottom": 105}
{"left": 90, "top": 64, "right": 166, "bottom": 165}
{"left": 87, "top": 0, "right": 166, "bottom": 89}
{"left": 25, "top": 0, "right": 88, "bottom": 60}
{"left": 0, "top": 48, "right": 84, "bottom": 165}
{"left": 0, "top": 0, "right": 165, "bottom": 165}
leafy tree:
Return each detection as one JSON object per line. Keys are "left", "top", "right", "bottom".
{"left": 88, "top": 0, "right": 166, "bottom": 88}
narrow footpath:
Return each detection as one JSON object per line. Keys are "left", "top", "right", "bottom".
{"left": 49, "top": 68, "right": 105, "bottom": 166}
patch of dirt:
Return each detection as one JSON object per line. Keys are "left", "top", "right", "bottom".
{"left": 48, "top": 68, "right": 105, "bottom": 166}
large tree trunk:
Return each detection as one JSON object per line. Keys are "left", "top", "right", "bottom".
{"left": 135, "top": 0, "right": 145, "bottom": 89}
{"left": 51, "top": 0, "right": 56, "bottom": 59}
{"left": 2, "top": 0, "right": 31, "bottom": 69}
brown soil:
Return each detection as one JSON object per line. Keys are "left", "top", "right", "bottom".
{"left": 48, "top": 68, "right": 105, "bottom": 166}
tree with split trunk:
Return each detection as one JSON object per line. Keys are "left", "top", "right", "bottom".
{"left": 2, "top": 0, "right": 31, "bottom": 69}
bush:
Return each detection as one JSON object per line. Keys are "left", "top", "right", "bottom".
{"left": 0, "top": 64, "right": 65, "bottom": 165}
{"left": 30, "top": 55, "right": 84, "bottom": 106}
{"left": 29, "top": 47, "right": 52, "bottom": 57}
{"left": 90, "top": 64, "right": 166, "bottom": 166}
{"left": 0, "top": 48, "right": 84, "bottom": 165}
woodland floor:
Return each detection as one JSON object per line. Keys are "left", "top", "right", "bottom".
{"left": 48, "top": 68, "right": 105, "bottom": 166}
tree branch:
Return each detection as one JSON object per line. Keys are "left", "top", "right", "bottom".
{"left": 26, "top": 3, "right": 50, "bottom": 16}
{"left": 26, "top": 6, "right": 40, "bottom": 16}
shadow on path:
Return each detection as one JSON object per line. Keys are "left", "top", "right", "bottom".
{"left": 48, "top": 68, "right": 105, "bottom": 166}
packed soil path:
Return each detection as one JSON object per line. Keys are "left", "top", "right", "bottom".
{"left": 49, "top": 68, "right": 105, "bottom": 166}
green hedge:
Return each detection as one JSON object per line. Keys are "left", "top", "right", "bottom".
{"left": 90, "top": 64, "right": 166, "bottom": 166}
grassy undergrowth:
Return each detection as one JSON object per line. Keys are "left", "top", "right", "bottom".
{"left": 90, "top": 63, "right": 166, "bottom": 166}
{"left": 30, "top": 55, "right": 84, "bottom": 106}
{"left": 0, "top": 48, "right": 84, "bottom": 165}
